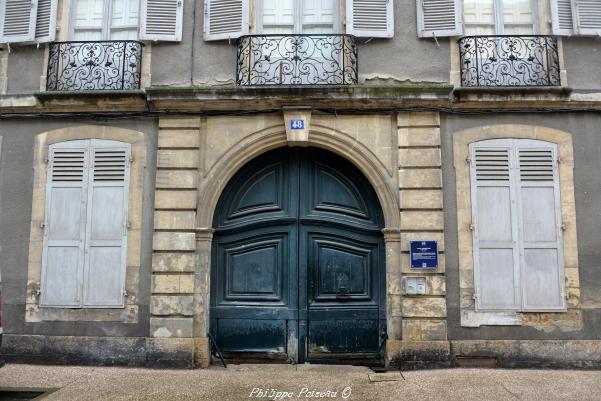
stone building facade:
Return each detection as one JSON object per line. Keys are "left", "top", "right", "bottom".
{"left": 0, "top": 0, "right": 600, "bottom": 369}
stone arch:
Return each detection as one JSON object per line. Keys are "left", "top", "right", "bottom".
{"left": 197, "top": 125, "right": 399, "bottom": 231}
{"left": 193, "top": 122, "right": 402, "bottom": 366}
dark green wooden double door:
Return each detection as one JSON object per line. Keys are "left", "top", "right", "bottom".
{"left": 211, "top": 148, "right": 385, "bottom": 363}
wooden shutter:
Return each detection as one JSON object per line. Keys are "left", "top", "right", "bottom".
{"left": 416, "top": 0, "right": 463, "bottom": 38}
{"left": 470, "top": 141, "right": 520, "bottom": 311}
{"left": 573, "top": 0, "right": 601, "bottom": 35}
{"left": 82, "top": 140, "right": 131, "bottom": 308}
{"left": 35, "top": 0, "right": 58, "bottom": 43}
{"left": 40, "top": 142, "right": 89, "bottom": 307}
{"left": 516, "top": 142, "right": 565, "bottom": 311}
{"left": 551, "top": 0, "right": 575, "bottom": 35}
{"left": 346, "top": 0, "right": 394, "bottom": 38}
{"left": 204, "top": 0, "right": 249, "bottom": 41}
{"left": 139, "top": 0, "right": 184, "bottom": 41}
{"left": 0, "top": 0, "right": 37, "bottom": 43}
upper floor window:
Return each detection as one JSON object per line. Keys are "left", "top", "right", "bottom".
{"left": 71, "top": 0, "right": 139, "bottom": 40}
{"left": 464, "top": 0, "right": 536, "bottom": 35}
{"left": 40, "top": 139, "right": 131, "bottom": 308}
{"left": 258, "top": 0, "right": 337, "bottom": 34}
{"left": 204, "top": 0, "right": 393, "bottom": 40}
{"left": 469, "top": 138, "right": 565, "bottom": 312}
{"left": 0, "top": 0, "right": 183, "bottom": 44}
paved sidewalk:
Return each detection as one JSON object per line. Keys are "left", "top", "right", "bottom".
{"left": 1, "top": 363, "right": 600, "bottom": 401}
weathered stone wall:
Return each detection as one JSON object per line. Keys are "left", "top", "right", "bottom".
{"left": 149, "top": 117, "right": 203, "bottom": 366}
{"left": 389, "top": 112, "right": 451, "bottom": 369}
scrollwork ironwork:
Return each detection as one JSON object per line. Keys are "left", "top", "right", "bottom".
{"left": 47, "top": 41, "right": 143, "bottom": 91}
{"left": 237, "top": 34, "right": 358, "bottom": 86}
{"left": 459, "top": 36, "right": 560, "bottom": 87}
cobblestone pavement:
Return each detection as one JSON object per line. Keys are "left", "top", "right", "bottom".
{"left": 1, "top": 363, "right": 600, "bottom": 401}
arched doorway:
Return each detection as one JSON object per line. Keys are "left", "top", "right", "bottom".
{"left": 210, "top": 147, "right": 386, "bottom": 364}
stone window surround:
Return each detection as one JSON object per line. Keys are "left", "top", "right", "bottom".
{"left": 453, "top": 124, "right": 581, "bottom": 328}
{"left": 25, "top": 125, "right": 146, "bottom": 323}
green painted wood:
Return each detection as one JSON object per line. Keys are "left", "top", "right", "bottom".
{"left": 211, "top": 148, "right": 385, "bottom": 363}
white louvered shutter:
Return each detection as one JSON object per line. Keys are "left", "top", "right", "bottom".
{"left": 0, "top": 0, "right": 38, "bottom": 43}
{"left": 139, "top": 0, "right": 184, "bottom": 41}
{"left": 470, "top": 141, "right": 521, "bottom": 311}
{"left": 35, "top": 0, "right": 58, "bottom": 43}
{"left": 573, "top": 0, "right": 601, "bottom": 35}
{"left": 416, "top": 0, "right": 462, "bottom": 38}
{"left": 516, "top": 142, "right": 565, "bottom": 311}
{"left": 346, "top": 0, "right": 394, "bottom": 38}
{"left": 40, "top": 142, "right": 89, "bottom": 307}
{"left": 204, "top": 0, "right": 249, "bottom": 41}
{"left": 82, "top": 140, "right": 131, "bottom": 308}
{"left": 551, "top": 0, "right": 576, "bottom": 35}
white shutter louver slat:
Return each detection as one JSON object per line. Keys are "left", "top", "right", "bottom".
{"left": 518, "top": 149, "right": 554, "bottom": 182}
{"left": 51, "top": 151, "right": 86, "bottom": 182}
{"left": 470, "top": 144, "right": 520, "bottom": 311}
{"left": 474, "top": 149, "right": 510, "bottom": 181}
{"left": 139, "top": 0, "right": 184, "bottom": 41}
{"left": 34, "top": 0, "right": 57, "bottom": 42}
{"left": 574, "top": 0, "right": 601, "bottom": 35}
{"left": 346, "top": 0, "right": 394, "bottom": 38}
{"left": 551, "top": 0, "right": 575, "bottom": 35}
{"left": 204, "top": 0, "right": 249, "bottom": 41}
{"left": 94, "top": 149, "right": 127, "bottom": 181}
{"left": 417, "top": 0, "right": 462, "bottom": 38}
{"left": 0, "top": 0, "right": 37, "bottom": 43}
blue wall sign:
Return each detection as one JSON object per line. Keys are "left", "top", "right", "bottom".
{"left": 409, "top": 240, "right": 439, "bottom": 269}
{"left": 290, "top": 119, "right": 305, "bottom": 130}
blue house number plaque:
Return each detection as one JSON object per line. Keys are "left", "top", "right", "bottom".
{"left": 290, "top": 119, "right": 305, "bottom": 129}
{"left": 409, "top": 240, "right": 439, "bottom": 269}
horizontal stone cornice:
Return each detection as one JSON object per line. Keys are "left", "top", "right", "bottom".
{"left": 0, "top": 85, "right": 601, "bottom": 114}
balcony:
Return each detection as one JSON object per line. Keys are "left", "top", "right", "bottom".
{"left": 459, "top": 36, "right": 560, "bottom": 87}
{"left": 236, "top": 34, "right": 358, "bottom": 86}
{"left": 46, "top": 41, "right": 143, "bottom": 91}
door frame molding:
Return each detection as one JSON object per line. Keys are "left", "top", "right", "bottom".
{"left": 194, "top": 122, "right": 401, "bottom": 366}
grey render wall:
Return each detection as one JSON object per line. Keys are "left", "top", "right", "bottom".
{"left": 0, "top": 119, "right": 158, "bottom": 337}
{"left": 150, "top": 0, "right": 451, "bottom": 87}
{"left": 441, "top": 112, "right": 601, "bottom": 340}
{"left": 6, "top": 46, "right": 45, "bottom": 94}
{"left": 563, "top": 38, "right": 601, "bottom": 91}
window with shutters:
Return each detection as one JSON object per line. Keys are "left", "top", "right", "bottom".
{"left": 0, "top": 0, "right": 58, "bottom": 43}
{"left": 258, "top": 0, "right": 338, "bottom": 34}
{"left": 469, "top": 138, "right": 565, "bottom": 312}
{"left": 205, "top": 0, "right": 393, "bottom": 40}
{"left": 463, "top": 0, "right": 537, "bottom": 35}
{"left": 70, "top": 0, "right": 139, "bottom": 40}
{"left": 551, "top": 0, "right": 601, "bottom": 36}
{"left": 40, "top": 139, "right": 131, "bottom": 308}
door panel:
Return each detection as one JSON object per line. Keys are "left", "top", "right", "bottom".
{"left": 302, "top": 227, "right": 383, "bottom": 359}
{"left": 211, "top": 226, "right": 297, "bottom": 358}
{"left": 211, "top": 148, "right": 384, "bottom": 363}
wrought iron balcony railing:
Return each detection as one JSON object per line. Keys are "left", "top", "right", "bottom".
{"left": 46, "top": 41, "right": 143, "bottom": 91}
{"left": 237, "top": 34, "right": 358, "bottom": 86}
{"left": 459, "top": 36, "right": 561, "bottom": 87}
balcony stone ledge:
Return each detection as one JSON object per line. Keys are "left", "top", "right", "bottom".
{"left": 145, "top": 84, "right": 455, "bottom": 112}
{"left": 453, "top": 86, "right": 573, "bottom": 102}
